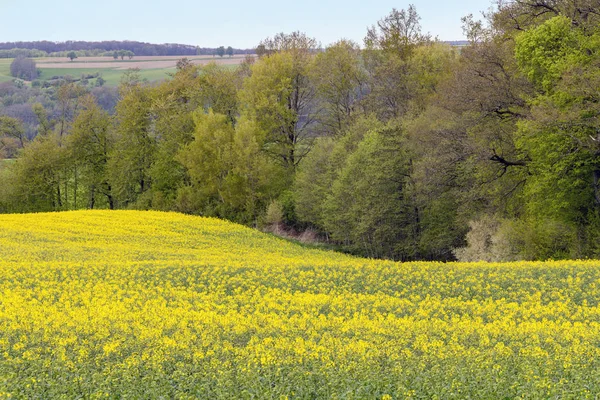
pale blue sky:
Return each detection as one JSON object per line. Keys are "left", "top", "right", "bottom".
{"left": 0, "top": 0, "right": 493, "bottom": 48}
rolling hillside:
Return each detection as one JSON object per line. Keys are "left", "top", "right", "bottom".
{"left": 1, "top": 210, "right": 599, "bottom": 398}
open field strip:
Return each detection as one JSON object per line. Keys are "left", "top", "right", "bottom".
{"left": 1, "top": 210, "right": 600, "bottom": 398}
{"left": 37, "top": 67, "right": 176, "bottom": 86}
{"left": 36, "top": 55, "right": 248, "bottom": 69}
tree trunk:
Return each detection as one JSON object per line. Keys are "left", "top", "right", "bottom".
{"left": 594, "top": 169, "right": 600, "bottom": 206}
{"left": 88, "top": 186, "right": 96, "bottom": 209}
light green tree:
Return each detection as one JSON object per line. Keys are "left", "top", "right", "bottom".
{"left": 239, "top": 51, "right": 316, "bottom": 170}
{"left": 108, "top": 78, "right": 155, "bottom": 207}
{"left": 68, "top": 95, "right": 115, "bottom": 209}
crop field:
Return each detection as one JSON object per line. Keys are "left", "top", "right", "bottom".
{"left": 0, "top": 55, "right": 246, "bottom": 86}
{"left": 35, "top": 54, "right": 248, "bottom": 69}
{"left": 36, "top": 55, "right": 246, "bottom": 85}
{"left": 1, "top": 211, "right": 600, "bottom": 398}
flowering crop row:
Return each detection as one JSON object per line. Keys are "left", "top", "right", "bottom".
{"left": 0, "top": 211, "right": 599, "bottom": 398}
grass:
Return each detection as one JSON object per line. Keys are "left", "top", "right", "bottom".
{"left": 38, "top": 67, "right": 175, "bottom": 86}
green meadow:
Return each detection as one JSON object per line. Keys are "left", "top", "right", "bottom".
{"left": 38, "top": 67, "right": 175, "bottom": 86}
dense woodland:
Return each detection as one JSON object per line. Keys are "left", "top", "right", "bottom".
{"left": 1, "top": 0, "right": 600, "bottom": 262}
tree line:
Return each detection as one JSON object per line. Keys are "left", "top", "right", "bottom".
{"left": 0, "top": 41, "right": 253, "bottom": 57}
{"left": 1, "top": 0, "right": 600, "bottom": 262}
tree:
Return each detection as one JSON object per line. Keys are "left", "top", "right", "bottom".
{"left": 365, "top": 5, "right": 431, "bottom": 58}
{"left": 0, "top": 116, "right": 26, "bottom": 153}
{"left": 239, "top": 36, "right": 318, "bottom": 170}
{"left": 67, "top": 51, "right": 78, "bottom": 61}
{"left": 226, "top": 46, "right": 234, "bottom": 57}
{"left": 55, "top": 83, "right": 87, "bottom": 138}
{"left": 294, "top": 115, "right": 383, "bottom": 230}
{"left": 9, "top": 57, "right": 38, "bottom": 81}
{"left": 514, "top": 16, "right": 600, "bottom": 227}
{"left": 108, "top": 77, "right": 155, "bottom": 207}
{"left": 257, "top": 31, "right": 319, "bottom": 57}
{"left": 176, "top": 57, "right": 193, "bottom": 71}
{"left": 113, "top": 51, "right": 119, "bottom": 60}
{"left": 362, "top": 6, "right": 433, "bottom": 120}
{"left": 323, "top": 124, "right": 418, "bottom": 260}
{"left": 177, "top": 111, "right": 284, "bottom": 223}
{"left": 309, "top": 39, "right": 367, "bottom": 135}
{"left": 12, "top": 134, "right": 65, "bottom": 211}
{"left": 146, "top": 65, "right": 201, "bottom": 208}
{"left": 68, "top": 95, "right": 115, "bottom": 209}
{"left": 216, "top": 46, "right": 225, "bottom": 57}
{"left": 196, "top": 63, "right": 241, "bottom": 123}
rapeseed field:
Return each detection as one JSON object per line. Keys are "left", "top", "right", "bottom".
{"left": 1, "top": 210, "right": 599, "bottom": 398}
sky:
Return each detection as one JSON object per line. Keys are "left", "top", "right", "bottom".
{"left": 0, "top": 0, "right": 493, "bottom": 48}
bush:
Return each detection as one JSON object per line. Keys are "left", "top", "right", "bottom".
{"left": 264, "top": 200, "right": 284, "bottom": 227}
{"left": 453, "top": 215, "right": 502, "bottom": 262}
{"left": 455, "top": 215, "right": 578, "bottom": 262}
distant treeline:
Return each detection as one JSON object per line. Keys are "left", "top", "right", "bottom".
{"left": 0, "top": 41, "right": 254, "bottom": 57}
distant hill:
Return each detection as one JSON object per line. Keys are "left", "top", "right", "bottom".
{"left": 445, "top": 40, "right": 469, "bottom": 47}
{"left": 0, "top": 40, "right": 254, "bottom": 57}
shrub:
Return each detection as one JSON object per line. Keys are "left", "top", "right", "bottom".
{"left": 455, "top": 215, "right": 578, "bottom": 262}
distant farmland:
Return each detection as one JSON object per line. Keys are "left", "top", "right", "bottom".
{"left": 35, "top": 54, "right": 248, "bottom": 69}
{"left": 2, "top": 55, "right": 249, "bottom": 86}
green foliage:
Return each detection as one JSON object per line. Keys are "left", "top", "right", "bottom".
{"left": 293, "top": 137, "right": 335, "bottom": 228}
{"left": 0, "top": 116, "right": 26, "bottom": 157}
{"left": 197, "top": 63, "right": 241, "bottom": 122}
{"left": 515, "top": 16, "right": 581, "bottom": 91}
{"left": 177, "top": 111, "right": 285, "bottom": 224}
{"left": 294, "top": 115, "right": 384, "bottom": 232}
{"left": 239, "top": 52, "right": 297, "bottom": 168}
{"left": 11, "top": 135, "right": 64, "bottom": 211}
{"left": 323, "top": 125, "right": 418, "bottom": 260}
{"left": 108, "top": 80, "right": 155, "bottom": 207}
{"left": 309, "top": 40, "right": 366, "bottom": 135}
{"left": 514, "top": 14, "right": 600, "bottom": 253}
{"left": 239, "top": 43, "right": 316, "bottom": 169}
{"left": 68, "top": 95, "right": 114, "bottom": 209}
{"left": 455, "top": 215, "right": 578, "bottom": 261}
